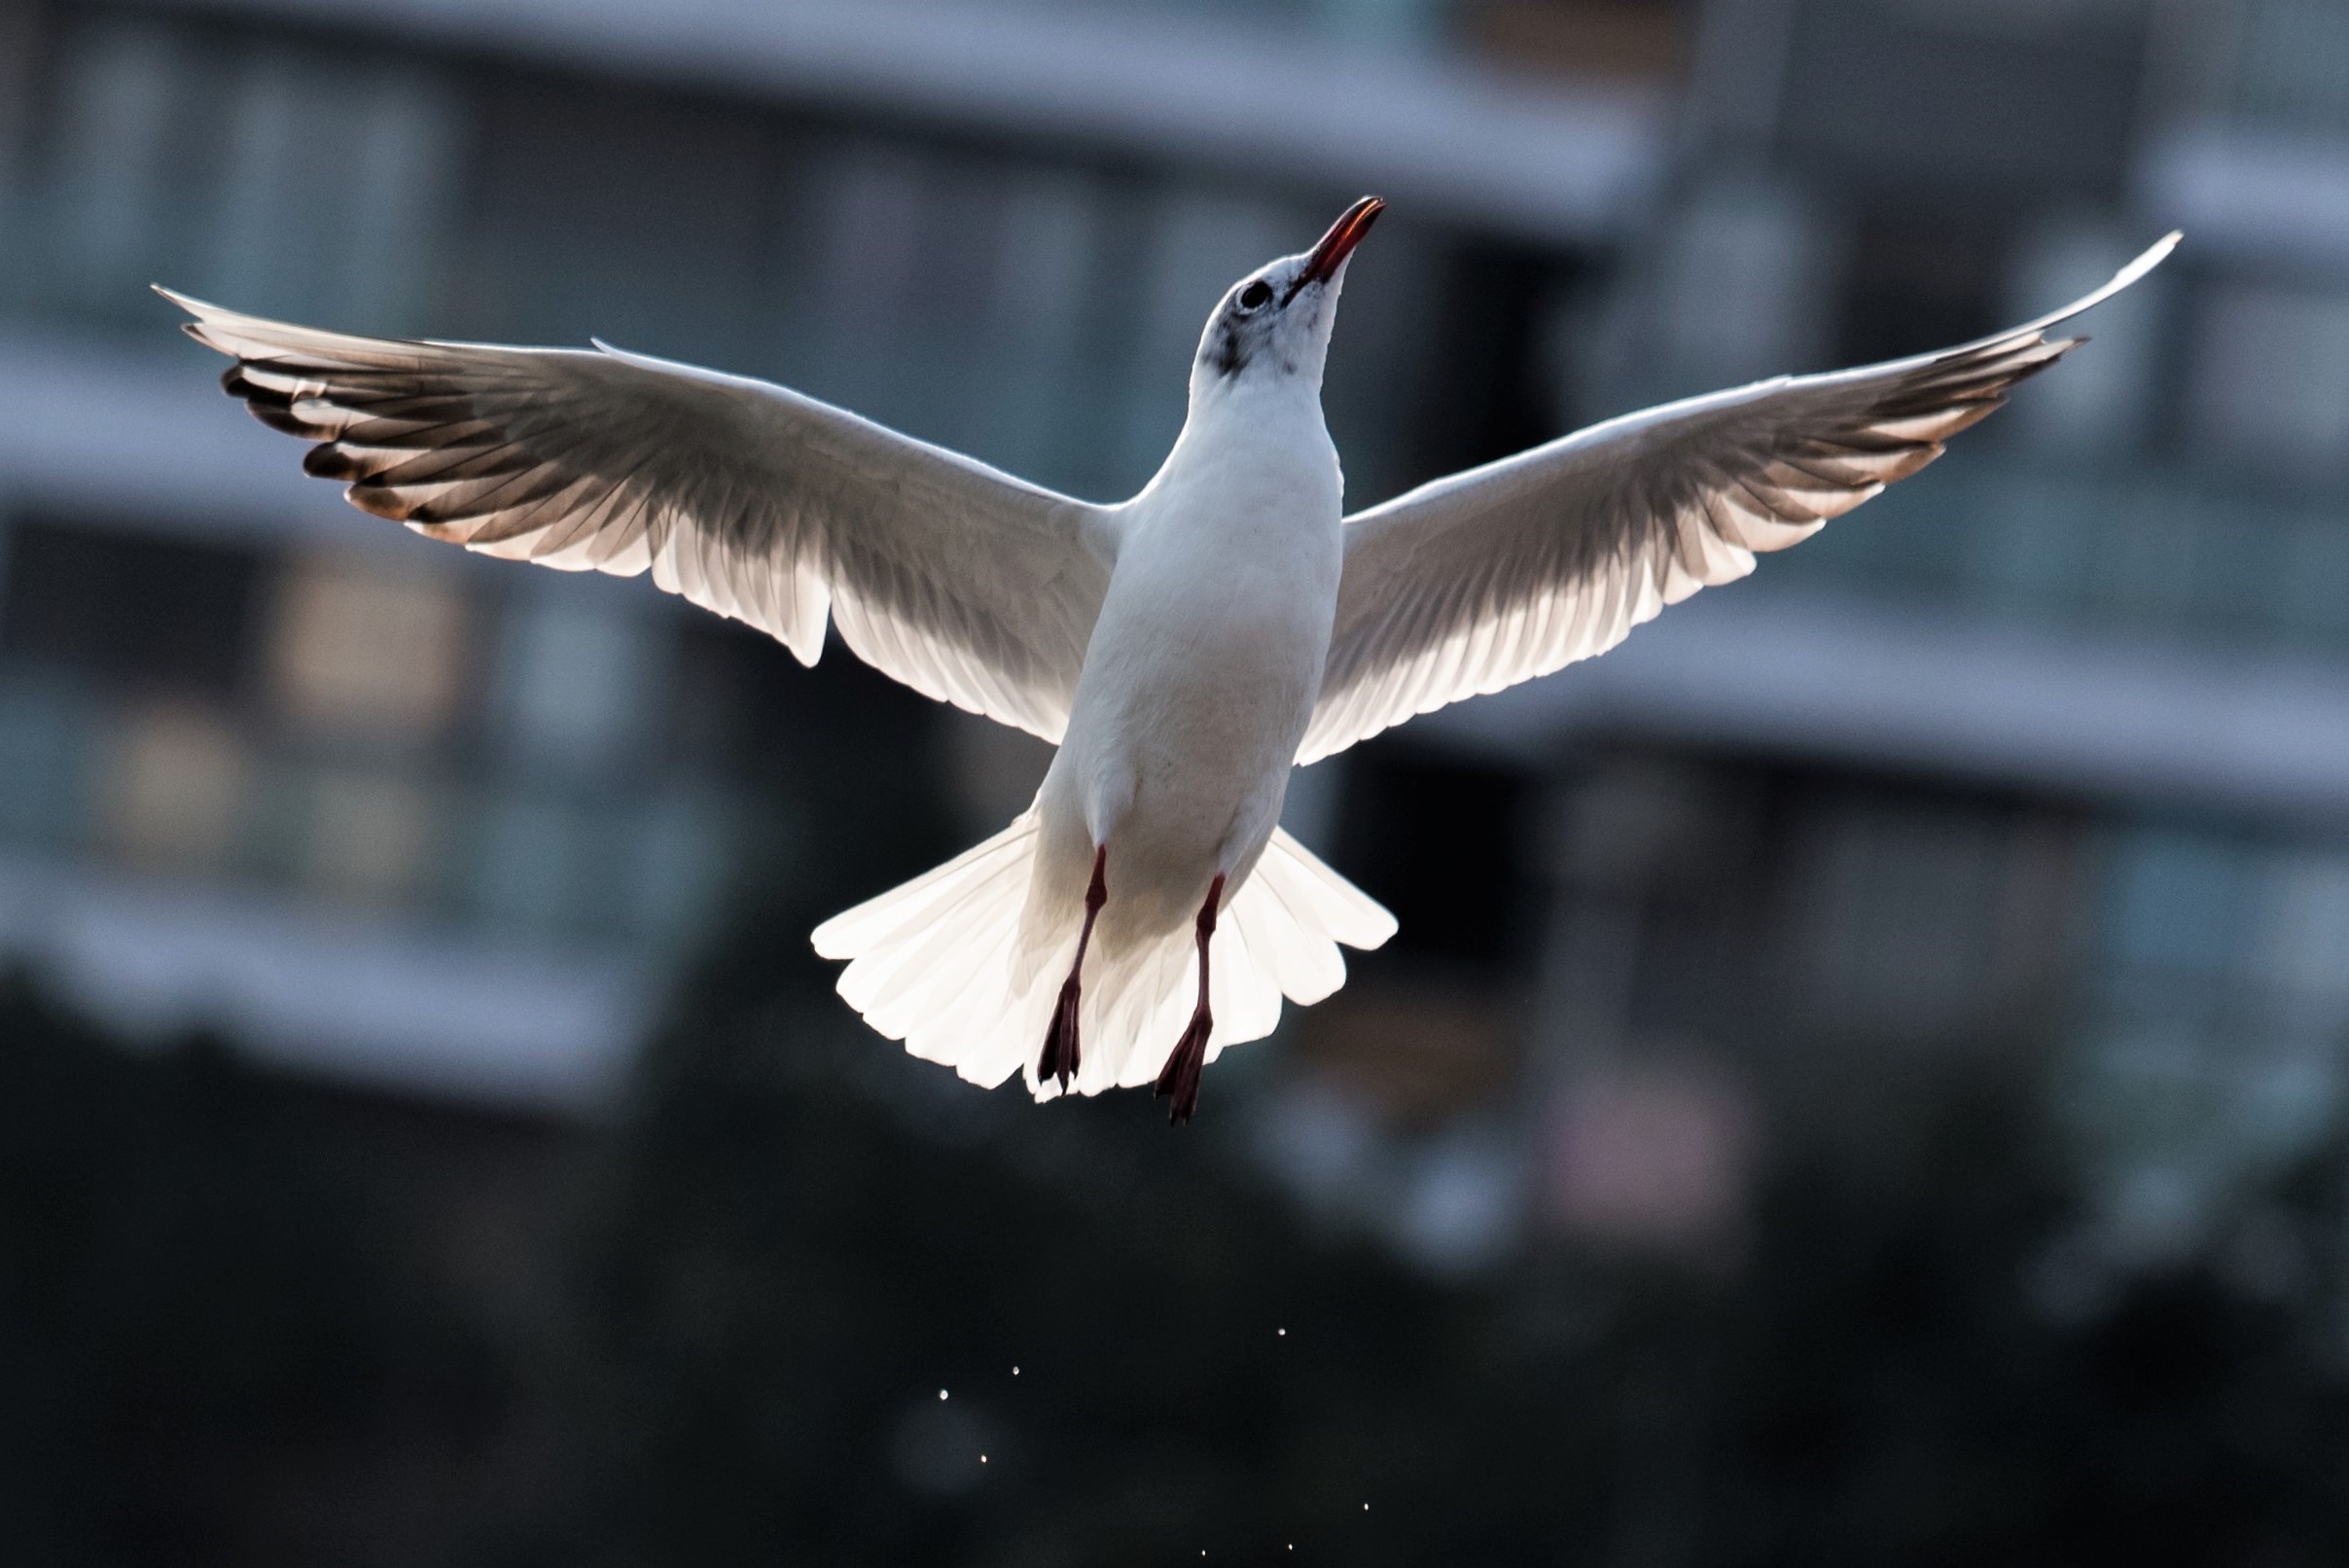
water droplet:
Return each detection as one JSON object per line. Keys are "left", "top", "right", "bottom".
{"left": 938, "top": 1389, "right": 948, "bottom": 1401}
{"left": 979, "top": 1455, "right": 988, "bottom": 1464}
{"left": 1012, "top": 1367, "right": 1020, "bottom": 1375}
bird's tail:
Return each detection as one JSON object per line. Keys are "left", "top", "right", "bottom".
{"left": 810, "top": 813, "right": 1397, "bottom": 1101}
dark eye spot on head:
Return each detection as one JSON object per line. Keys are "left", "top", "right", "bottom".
{"left": 1236, "top": 279, "right": 1272, "bottom": 313}
{"left": 1210, "top": 327, "right": 1249, "bottom": 377}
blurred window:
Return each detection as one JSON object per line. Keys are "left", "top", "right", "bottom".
{"left": 625, "top": 783, "right": 737, "bottom": 945}
{"left": 462, "top": 789, "right": 600, "bottom": 936}
{"left": 2254, "top": 848, "right": 2349, "bottom": 1008}
{"left": 99, "top": 700, "right": 250, "bottom": 873}
{"left": 2073, "top": 822, "right": 2349, "bottom": 1238}
{"left": 1407, "top": 238, "right": 1575, "bottom": 485}
{"left": 1780, "top": 0, "right": 2143, "bottom": 190}
{"left": 1542, "top": 1060, "right": 1754, "bottom": 1253}
{"left": 1835, "top": 210, "right": 2001, "bottom": 368}
{"left": 20, "top": 15, "right": 458, "bottom": 326}
{"left": 2089, "top": 829, "right": 2349, "bottom": 1028}
{"left": 1786, "top": 792, "right": 2075, "bottom": 1041}
{"left": 2002, "top": 218, "right": 2169, "bottom": 455}
{"left": 2099, "top": 825, "right": 2254, "bottom": 981}
{"left": 2187, "top": 277, "right": 2349, "bottom": 477}
{"left": 298, "top": 769, "right": 440, "bottom": 908}
{"left": 268, "top": 556, "right": 469, "bottom": 740}
{"left": 1, "top": 519, "right": 263, "bottom": 700}
{"left": 490, "top": 596, "right": 656, "bottom": 775}
{"left": 2211, "top": 0, "right": 2349, "bottom": 137}
{"left": 0, "top": 1, "right": 33, "bottom": 159}
{"left": 661, "top": 620, "right": 771, "bottom": 778}
{"left": 1645, "top": 180, "right": 1830, "bottom": 398}
{"left": 459, "top": 82, "right": 775, "bottom": 362}
{"left": 1464, "top": 0, "right": 1693, "bottom": 83}
{"left": 1291, "top": 982, "right": 1516, "bottom": 1123}
{"left": 0, "top": 674, "right": 95, "bottom": 851}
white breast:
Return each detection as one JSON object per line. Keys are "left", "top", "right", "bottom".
{"left": 1039, "top": 393, "right": 1345, "bottom": 933}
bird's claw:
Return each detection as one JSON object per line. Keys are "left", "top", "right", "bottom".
{"left": 1154, "top": 1012, "right": 1211, "bottom": 1125}
{"left": 1040, "top": 978, "right": 1083, "bottom": 1091}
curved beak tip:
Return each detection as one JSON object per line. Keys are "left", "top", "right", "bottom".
{"left": 1296, "top": 196, "right": 1385, "bottom": 293}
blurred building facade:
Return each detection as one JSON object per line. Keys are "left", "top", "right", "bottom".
{"left": 1462, "top": 0, "right": 2349, "bottom": 1274}
{"left": 0, "top": 0, "right": 2344, "bottom": 1274}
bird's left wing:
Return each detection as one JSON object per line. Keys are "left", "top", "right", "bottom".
{"left": 1299, "top": 233, "right": 2179, "bottom": 764}
{"left": 164, "top": 290, "right": 1117, "bottom": 744}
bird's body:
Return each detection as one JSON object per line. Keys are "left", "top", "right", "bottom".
{"left": 160, "top": 201, "right": 2179, "bottom": 1123}
{"left": 1043, "top": 358, "right": 1344, "bottom": 948}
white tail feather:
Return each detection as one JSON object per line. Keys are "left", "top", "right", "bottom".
{"left": 810, "top": 814, "right": 1396, "bottom": 1101}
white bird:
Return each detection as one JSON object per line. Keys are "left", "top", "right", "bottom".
{"left": 160, "top": 203, "right": 2178, "bottom": 1123}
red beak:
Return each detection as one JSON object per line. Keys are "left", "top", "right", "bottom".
{"left": 1286, "top": 196, "right": 1384, "bottom": 303}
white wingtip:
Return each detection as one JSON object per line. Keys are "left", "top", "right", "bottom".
{"left": 153, "top": 284, "right": 216, "bottom": 318}
{"left": 1925, "top": 230, "right": 2181, "bottom": 364}
{"left": 2027, "top": 231, "right": 2182, "bottom": 334}
{"left": 2114, "top": 230, "right": 2184, "bottom": 292}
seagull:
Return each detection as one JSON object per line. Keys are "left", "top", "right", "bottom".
{"left": 160, "top": 202, "right": 2178, "bottom": 1123}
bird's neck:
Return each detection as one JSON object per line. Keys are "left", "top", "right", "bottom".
{"left": 1163, "top": 374, "right": 1330, "bottom": 471}
{"left": 1136, "top": 377, "right": 1341, "bottom": 517}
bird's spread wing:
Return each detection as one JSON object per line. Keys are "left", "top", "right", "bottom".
{"left": 1299, "top": 232, "right": 2180, "bottom": 764}
{"left": 164, "top": 290, "right": 1117, "bottom": 743}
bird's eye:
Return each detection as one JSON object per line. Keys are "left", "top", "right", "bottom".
{"left": 1235, "top": 279, "right": 1272, "bottom": 312}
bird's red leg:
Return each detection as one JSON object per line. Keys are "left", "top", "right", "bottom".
{"left": 1155, "top": 873, "right": 1224, "bottom": 1125}
{"left": 1039, "top": 846, "right": 1108, "bottom": 1092}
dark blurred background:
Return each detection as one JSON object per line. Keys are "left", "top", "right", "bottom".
{"left": 6, "top": 0, "right": 2349, "bottom": 1561}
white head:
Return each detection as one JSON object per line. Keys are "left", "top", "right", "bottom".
{"left": 1189, "top": 196, "right": 1383, "bottom": 406}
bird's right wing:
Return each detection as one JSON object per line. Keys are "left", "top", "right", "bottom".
{"left": 165, "top": 290, "right": 1117, "bottom": 744}
{"left": 1300, "top": 232, "right": 2179, "bottom": 763}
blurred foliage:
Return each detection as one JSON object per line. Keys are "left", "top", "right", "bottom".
{"left": 7, "top": 802, "right": 2349, "bottom": 1565}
